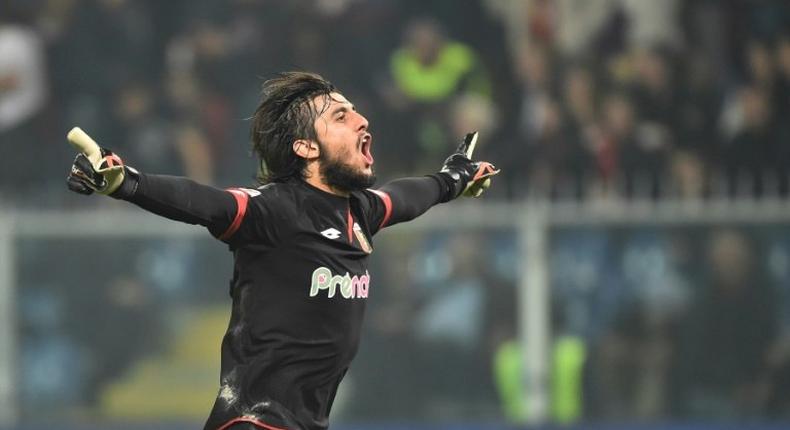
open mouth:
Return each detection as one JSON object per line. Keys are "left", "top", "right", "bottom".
{"left": 359, "top": 133, "right": 374, "bottom": 166}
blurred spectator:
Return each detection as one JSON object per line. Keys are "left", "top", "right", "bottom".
{"left": 591, "top": 89, "right": 669, "bottom": 199}
{"left": 18, "top": 287, "right": 87, "bottom": 419}
{"left": 414, "top": 235, "right": 487, "bottom": 350}
{"left": 411, "top": 234, "right": 496, "bottom": 416}
{"left": 513, "top": 43, "right": 554, "bottom": 142}
{"left": 720, "top": 85, "right": 782, "bottom": 197}
{"left": 111, "top": 81, "right": 177, "bottom": 172}
{"left": 547, "top": 63, "right": 598, "bottom": 198}
{"left": 389, "top": 17, "right": 491, "bottom": 104}
{"left": 490, "top": 0, "right": 682, "bottom": 60}
{"left": 70, "top": 276, "right": 162, "bottom": 403}
{"left": 47, "top": 0, "right": 158, "bottom": 134}
{"left": 776, "top": 35, "right": 790, "bottom": 116}
{"left": 667, "top": 150, "right": 706, "bottom": 199}
{"left": 585, "top": 231, "right": 688, "bottom": 421}
{"left": 173, "top": 124, "right": 216, "bottom": 184}
{"left": 383, "top": 17, "right": 491, "bottom": 174}
{"left": 487, "top": 0, "right": 614, "bottom": 59}
{"left": 0, "top": 17, "right": 46, "bottom": 133}
{"left": 678, "top": 229, "right": 779, "bottom": 418}
{"left": 774, "top": 34, "right": 790, "bottom": 157}
{"left": 629, "top": 47, "right": 678, "bottom": 147}
{"left": 0, "top": 8, "right": 49, "bottom": 200}
{"left": 587, "top": 300, "right": 679, "bottom": 420}
{"left": 509, "top": 42, "right": 561, "bottom": 198}
{"left": 560, "top": 64, "right": 597, "bottom": 148}
{"left": 523, "top": 97, "right": 569, "bottom": 198}
{"left": 619, "top": 0, "right": 682, "bottom": 50}
{"left": 676, "top": 52, "right": 723, "bottom": 170}
{"left": 448, "top": 93, "right": 498, "bottom": 143}
{"left": 744, "top": 39, "right": 776, "bottom": 90}
{"left": 492, "top": 328, "right": 586, "bottom": 425}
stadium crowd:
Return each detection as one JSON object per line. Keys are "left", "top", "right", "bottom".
{"left": 2, "top": 0, "right": 790, "bottom": 205}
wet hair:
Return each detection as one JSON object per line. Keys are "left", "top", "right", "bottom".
{"left": 250, "top": 71, "right": 336, "bottom": 184}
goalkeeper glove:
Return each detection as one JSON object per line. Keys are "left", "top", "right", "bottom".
{"left": 438, "top": 132, "right": 500, "bottom": 201}
{"left": 66, "top": 147, "right": 137, "bottom": 198}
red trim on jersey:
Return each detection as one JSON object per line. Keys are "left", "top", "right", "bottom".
{"left": 369, "top": 189, "right": 393, "bottom": 230}
{"left": 216, "top": 416, "right": 288, "bottom": 430}
{"left": 346, "top": 207, "right": 354, "bottom": 244}
{"left": 218, "top": 189, "right": 250, "bottom": 241}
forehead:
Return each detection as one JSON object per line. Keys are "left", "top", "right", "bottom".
{"left": 312, "top": 92, "right": 352, "bottom": 114}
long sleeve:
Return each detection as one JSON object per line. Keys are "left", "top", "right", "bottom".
{"left": 121, "top": 171, "right": 242, "bottom": 239}
{"left": 367, "top": 173, "right": 454, "bottom": 231}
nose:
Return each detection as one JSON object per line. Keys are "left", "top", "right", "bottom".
{"left": 354, "top": 111, "right": 369, "bottom": 132}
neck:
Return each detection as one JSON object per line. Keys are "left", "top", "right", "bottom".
{"left": 304, "top": 166, "right": 349, "bottom": 197}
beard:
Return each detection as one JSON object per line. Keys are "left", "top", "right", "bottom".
{"left": 319, "top": 151, "right": 376, "bottom": 192}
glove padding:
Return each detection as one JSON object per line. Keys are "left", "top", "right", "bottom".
{"left": 67, "top": 148, "right": 126, "bottom": 196}
{"left": 439, "top": 134, "right": 500, "bottom": 200}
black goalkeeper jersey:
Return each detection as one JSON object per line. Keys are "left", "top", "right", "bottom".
{"left": 123, "top": 173, "right": 452, "bottom": 430}
{"left": 203, "top": 180, "right": 393, "bottom": 430}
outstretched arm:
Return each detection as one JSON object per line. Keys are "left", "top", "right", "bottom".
{"left": 65, "top": 128, "right": 244, "bottom": 240}
{"left": 370, "top": 132, "right": 500, "bottom": 230}
{"left": 121, "top": 171, "right": 244, "bottom": 240}
{"left": 372, "top": 174, "right": 450, "bottom": 227}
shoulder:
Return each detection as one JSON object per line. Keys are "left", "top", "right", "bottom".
{"left": 352, "top": 189, "right": 396, "bottom": 235}
{"left": 239, "top": 182, "right": 298, "bottom": 199}
{"left": 230, "top": 182, "right": 301, "bottom": 217}
{"left": 353, "top": 189, "right": 393, "bottom": 225}
{"left": 353, "top": 188, "right": 389, "bottom": 208}
{"left": 219, "top": 183, "right": 302, "bottom": 246}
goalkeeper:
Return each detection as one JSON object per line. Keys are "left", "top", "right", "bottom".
{"left": 66, "top": 72, "right": 498, "bottom": 430}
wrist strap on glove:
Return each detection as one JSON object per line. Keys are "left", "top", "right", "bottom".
{"left": 438, "top": 132, "right": 500, "bottom": 201}
{"left": 67, "top": 148, "right": 134, "bottom": 198}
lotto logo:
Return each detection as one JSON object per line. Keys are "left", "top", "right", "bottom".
{"left": 310, "top": 266, "right": 370, "bottom": 299}
{"left": 321, "top": 228, "right": 342, "bottom": 240}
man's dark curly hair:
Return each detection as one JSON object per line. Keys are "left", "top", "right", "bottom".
{"left": 250, "top": 71, "right": 337, "bottom": 184}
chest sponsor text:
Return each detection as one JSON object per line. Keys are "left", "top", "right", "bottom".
{"left": 310, "top": 266, "right": 370, "bottom": 299}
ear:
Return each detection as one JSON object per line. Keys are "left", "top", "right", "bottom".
{"left": 293, "top": 139, "right": 320, "bottom": 159}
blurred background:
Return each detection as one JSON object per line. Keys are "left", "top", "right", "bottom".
{"left": 1, "top": 0, "right": 790, "bottom": 429}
